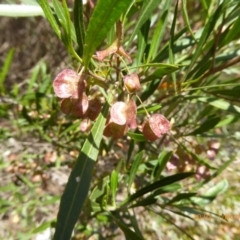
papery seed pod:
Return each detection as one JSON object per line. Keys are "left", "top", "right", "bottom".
{"left": 53, "top": 69, "right": 86, "bottom": 99}
{"left": 142, "top": 114, "right": 170, "bottom": 141}
{"left": 71, "top": 93, "right": 89, "bottom": 117}
{"left": 96, "top": 41, "right": 118, "bottom": 61}
{"left": 166, "top": 154, "right": 180, "bottom": 171}
{"left": 104, "top": 121, "right": 128, "bottom": 140}
{"left": 95, "top": 39, "right": 132, "bottom": 63}
{"left": 60, "top": 98, "right": 73, "bottom": 115}
{"left": 104, "top": 100, "right": 138, "bottom": 139}
{"left": 125, "top": 99, "right": 137, "bottom": 129}
{"left": 86, "top": 98, "right": 102, "bottom": 121}
{"left": 195, "top": 166, "right": 210, "bottom": 181}
{"left": 123, "top": 73, "right": 140, "bottom": 94}
{"left": 117, "top": 46, "right": 132, "bottom": 63}
{"left": 110, "top": 101, "right": 127, "bottom": 125}
{"left": 80, "top": 119, "right": 92, "bottom": 132}
{"left": 60, "top": 93, "right": 89, "bottom": 117}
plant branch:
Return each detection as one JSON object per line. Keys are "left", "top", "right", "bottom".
{"left": 201, "top": 55, "right": 240, "bottom": 79}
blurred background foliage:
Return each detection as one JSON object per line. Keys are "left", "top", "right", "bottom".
{"left": 1, "top": 0, "right": 240, "bottom": 239}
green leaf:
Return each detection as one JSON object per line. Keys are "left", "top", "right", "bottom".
{"left": 128, "top": 0, "right": 163, "bottom": 46}
{"left": 83, "top": 0, "right": 133, "bottom": 67}
{"left": 52, "top": 0, "right": 77, "bottom": 44}
{"left": 138, "top": 78, "right": 161, "bottom": 103}
{"left": 153, "top": 183, "right": 182, "bottom": 195}
{"left": 167, "top": 193, "right": 197, "bottom": 205}
{"left": 110, "top": 170, "right": 118, "bottom": 206}
{"left": 181, "top": 0, "right": 196, "bottom": 41}
{"left": 130, "top": 196, "right": 157, "bottom": 208}
{"left": 53, "top": 101, "right": 109, "bottom": 240}
{"left": 32, "top": 221, "right": 52, "bottom": 234}
{"left": 147, "top": 0, "right": 172, "bottom": 62}
{"left": 90, "top": 176, "right": 109, "bottom": 201}
{"left": 201, "top": 157, "right": 235, "bottom": 186}
{"left": 38, "top": 0, "right": 61, "bottom": 39}
{"left": 196, "top": 97, "right": 240, "bottom": 115}
{"left": 215, "top": 115, "right": 239, "bottom": 128}
{"left": 120, "top": 172, "right": 194, "bottom": 207}
{"left": 137, "top": 104, "right": 162, "bottom": 114}
{"left": 62, "top": 0, "right": 74, "bottom": 49}
{"left": 191, "top": 180, "right": 228, "bottom": 205}
{"left": 110, "top": 212, "right": 144, "bottom": 240}
{"left": 187, "top": 116, "right": 221, "bottom": 135}
{"left": 137, "top": 19, "right": 150, "bottom": 65}
{"left": 128, "top": 151, "right": 144, "bottom": 192}
{"left": 209, "top": 86, "right": 240, "bottom": 98}
{"left": 127, "top": 132, "right": 146, "bottom": 142}
{"left": 0, "top": 48, "right": 15, "bottom": 94}
{"left": 141, "top": 64, "right": 179, "bottom": 83}
{"left": 152, "top": 150, "right": 173, "bottom": 180}
{"left": 168, "top": 0, "right": 178, "bottom": 92}
{"left": 131, "top": 183, "right": 182, "bottom": 208}
{"left": 204, "top": 179, "right": 229, "bottom": 196}
{"left": 74, "top": 0, "right": 85, "bottom": 56}
{"left": 184, "top": 2, "right": 225, "bottom": 80}
{"left": 221, "top": 10, "right": 240, "bottom": 46}
{"left": 152, "top": 27, "right": 188, "bottom": 62}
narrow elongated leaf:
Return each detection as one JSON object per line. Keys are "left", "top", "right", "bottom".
{"left": 141, "top": 64, "right": 179, "bottom": 83}
{"left": 128, "top": 151, "right": 144, "bottom": 192}
{"left": 210, "top": 86, "right": 240, "bottom": 98}
{"left": 153, "top": 27, "right": 188, "bottom": 62}
{"left": 184, "top": 2, "right": 224, "bottom": 80}
{"left": 127, "top": 183, "right": 177, "bottom": 208}
{"left": 221, "top": 12, "right": 240, "bottom": 46}
{"left": 128, "top": 0, "right": 162, "bottom": 45}
{"left": 168, "top": 0, "right": 178, "bottom": 92}
{"left": 202, "top": 157, "right": 235, "bottom": 186}
{"left": 139, "top": 79, "right": 161, "bottom": 104}
{"left": 83, "top": 0, "right": 133, "bottom": 67}
{"left": 181, "top": 0, "right": 196, "bottom": 40}
{"left": 53, "top": 102, "right": 109, "bottom": 240}
{"left": 197, "top": 97, "right": 240, "bottom": 115}
{"left": 191, "top": 180, "right": 228, "bottom": 205}
{"left": 137, "top": 20, "right": 150, "bottom": 65}
{"left": 62, "top": 0, "right": 73, "bottom": 49}
{"left": 52, "top": 0, "right": 77, "bottom": 44}
{"left": 137, "top": 104, "right": 162, "bottom": 114}
{"left": 32, "top": 221, "right": 52, "bottom": 234}
{"left": 152, "top": 150, "right": 173, "bottom": 180}
{"left": 167, "top": 193, "right": 197, "bottom": 205}
{"left": 127, "top": 132, "right": 146, "bottom": 142}
{"left": 188, "top": 116, "right": 221, "bottom": 135}
{"left": 130, "top": 196, "right": 157, "bottom": 208}
{"left": 216, "top": 115, "right": 239, "bottom": 128}
{"left": 110, "top": 212, "right": 144, "bottom": 240}
{"left": 38, "top": 0, "right": 61, "bottom": 39}
{"left": 153, "top": 183, "right": 182, "bottom": 195}
{"left": 120, "top": 172, "right": 194, "bottom": 207}
{"left": 147, "top": 0, "right": 172, "bottom": 62}
{"left": 74, "top": 0, "right": 85, "bottom": 56}
{"left": 110, "top": 170, "right": 118, "bottom": 206}
{"left": 0, "top": 48, "right": 14, "bottom": 93}
{"left": 131, "top": 183, "right": 182, "bottom": 208}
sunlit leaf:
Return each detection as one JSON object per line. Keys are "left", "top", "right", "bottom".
{"left": 83, "top": 0, "right": 133, "bottom": 67}
{"left": 53, "top": 101, "right": 109, "bottom": 240}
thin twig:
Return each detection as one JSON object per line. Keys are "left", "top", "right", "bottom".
{"left": 201, "top": 55, "right": 240, "bottom": 79}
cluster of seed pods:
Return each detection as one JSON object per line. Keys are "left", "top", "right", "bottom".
{"left": 53, "top": 52, "right": 170, "bottom": 141}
